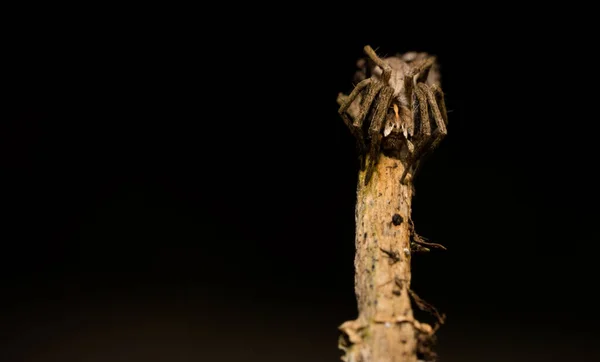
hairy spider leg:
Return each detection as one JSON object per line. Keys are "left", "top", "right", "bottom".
{"left": 401, "top": 58, "right": 432, "bottom": 140}
{"left": 400, "top": 82, "right": 431, "bottom": 184}
{"left": 365, "top": 85, "right": 395, "bottom": 184}
{"left": 431, "top": 84, "right": 448, "bottom": 126}
{"left": 338, "top": 78, "right": 372, "bottom": 154}
{"left": 410, "top": 57, "right": 436, "bottom": 84}
{"left": 338, "top": 78, "right": 386, "bottom": 171}
{"left": 402, "top": 83, "right": 449, "bottom": 183}
{"left": 421, "top": 84, "right": 448, "bottom": 155}
{"left": 399, "top": 57, "right": 436, "bottom": 184}
{"left": 409, "top": 84, "right": 449, "bottom": 181}
{"left": 404, "top": 77, "right": 416, "bottom": 139}
{"left": 363, "top": 45, "right": 392, "bottom": 83}
{"left": 337, "top": 92, "right": 368, "bottom": 169}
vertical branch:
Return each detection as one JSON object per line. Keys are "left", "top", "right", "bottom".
{"left": 337, "top": 47, "right": 446, "bottom": 362}
{"left": 339, "top": 156, "right": 432, "bottom": 362}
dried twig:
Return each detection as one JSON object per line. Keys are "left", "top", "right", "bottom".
{"left": 336, "top": 45, "right": 449, "bottom": 362}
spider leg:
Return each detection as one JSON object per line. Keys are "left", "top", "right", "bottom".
{"left": 338, "top": 92, "right": 367, "bottom": 167}
{"left": 363, "top": 45, "right": 392, "bottom": 82}
{"left": 407, "top": 84, "right": 449, "bottom": 181}
{"left": 356, "top": 81, "right": 385, "bottom": 129}
{"left": 400, "top": 82, "right": 431, "bottom": 184}
{"left": 410, "top": 57, "right": 436, "bottom": 83}
{"left": 339, "top": 78, "right": 385, "bottom": 170}
{"left": 364, "top": 85, "right": 394, "bottom": 184}
{"left": 421, "top": 83, "right": 448, "bottom": 154}
{"left": 402, "top": 58, "right": 435, "bottom": 139}
{"left": 338, "top": 78, "right": 370, "bottom": 115}
{"left": 431, "top": 84, "right": 448, "bottom": 126}
{"left": 338, "top": 78, "right": 372, "bottom": 153}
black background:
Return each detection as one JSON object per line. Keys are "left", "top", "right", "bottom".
{"left": 4, "top": 8, "right": 600, "bottom": 362}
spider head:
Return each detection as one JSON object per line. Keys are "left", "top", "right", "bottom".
{"left": 370, "top": 56, "right": 411, "bottom": 105}
{"left": 369, "top": 52, "right": 439, "bottom": 106}
{"left": 372, "top": 52, "right": 440, "bottom": 141}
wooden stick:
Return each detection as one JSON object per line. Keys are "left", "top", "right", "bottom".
{"left": 337, "top": 47, "right": 446, "bottom": 362}
{"left": 339, "top": 155, "right": 431, "bottom": 362}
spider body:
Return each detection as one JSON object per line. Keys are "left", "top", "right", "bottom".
{"left": 337, "top": 46, "right": 448, "bottom": 185}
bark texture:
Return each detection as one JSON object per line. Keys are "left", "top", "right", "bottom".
{"left": 338, "top": 155, "right": 434, "bottom": 362}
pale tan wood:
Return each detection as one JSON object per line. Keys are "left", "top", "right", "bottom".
{"left": 338, "top": 155, "right": 435, "bottom": 362}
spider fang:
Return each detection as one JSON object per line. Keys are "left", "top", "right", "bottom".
{"left": 393, "top": 103, "right": 400, "bottom": 122}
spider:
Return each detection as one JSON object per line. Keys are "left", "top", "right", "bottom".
{"left": 337, "top": 45, "right": 448, "bottom": 185}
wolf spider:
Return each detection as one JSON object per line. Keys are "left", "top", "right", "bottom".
{"left": 337, "top": 45, "right": 448, "bottom": 185}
